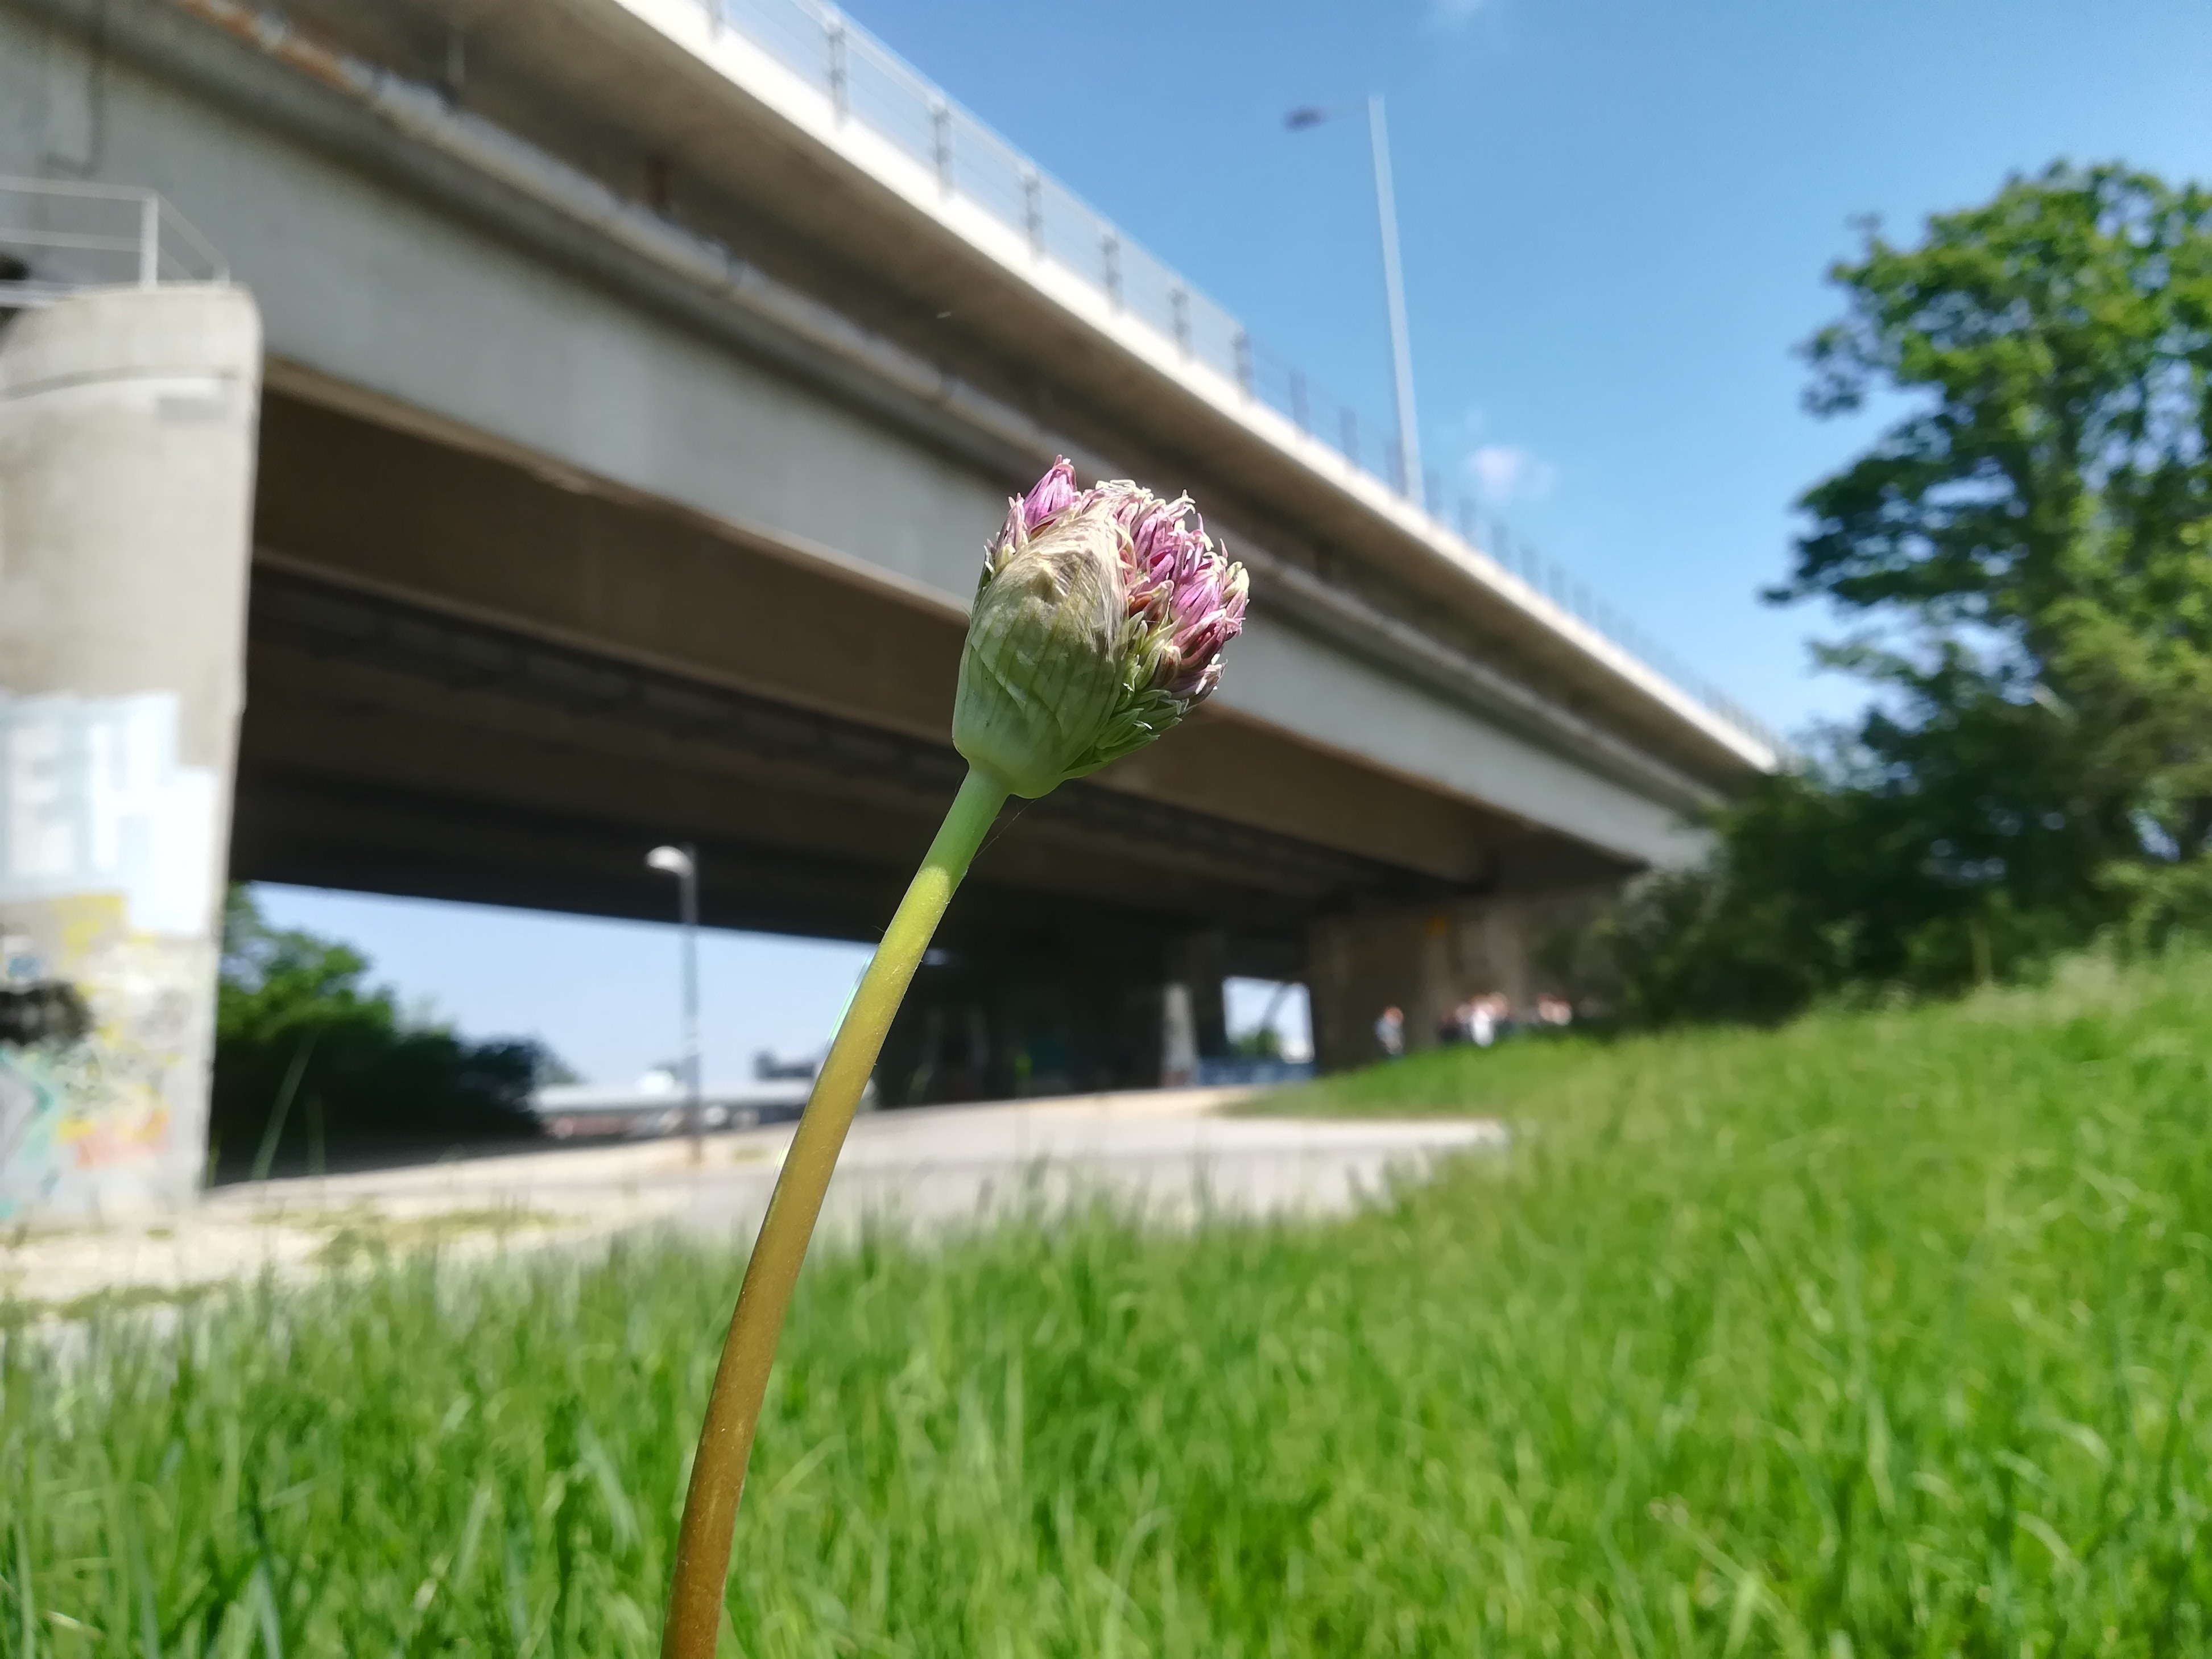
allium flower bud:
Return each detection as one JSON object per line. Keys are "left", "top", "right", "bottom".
{"left": 953, "top": 458, "right": 1248, "bottom": 798}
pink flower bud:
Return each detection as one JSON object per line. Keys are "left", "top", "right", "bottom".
{"left": 954, "top": 459, "right": 1247, "bottom": 797}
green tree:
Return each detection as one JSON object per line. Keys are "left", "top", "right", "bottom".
{"left": 1788, "top": 163, "right": 2212, "bottom": 859}
{"left": 212, "top": 888, "right": 548, "bottom": 1174}
{"left": 1618, "top": 163, "right": 2212, "bottom": 1022}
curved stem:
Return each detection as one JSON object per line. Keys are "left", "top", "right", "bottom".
{"left": 661, "top": 766, "right": 1010, "bottom": 1659}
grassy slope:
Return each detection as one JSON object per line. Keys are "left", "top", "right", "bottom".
{"left": 6, "top": 956, "right": 2212, "bottom": 1656}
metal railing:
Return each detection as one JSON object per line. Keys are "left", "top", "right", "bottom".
{"left": 690, "top": 0, "right": 1781, "bottom": 756}
{"left": 0, "top": 175, "right": 228, "bottom": 307}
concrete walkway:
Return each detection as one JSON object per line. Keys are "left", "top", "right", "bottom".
{"left": 3, "top": 1088, "right": 1504, "bottom": 1311}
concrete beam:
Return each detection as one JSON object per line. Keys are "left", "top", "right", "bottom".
{"left": 241, "top": 388, "right": 1623, "bottom": 886}
{"left": 231, "top": 566, "right": 1467, "bottom": 936}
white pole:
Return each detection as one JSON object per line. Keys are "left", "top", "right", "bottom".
{"left": 680, "top": 845, "right": 701, "bottom": 1163}
{"left": 649, "top": 844, "right": 705, "bottom": 1162}
{"left": 137, "top": 193, "right": 160, "bottom": 288}
{"left": 1366, "top": 94, "right": 1422, "bottom": 501}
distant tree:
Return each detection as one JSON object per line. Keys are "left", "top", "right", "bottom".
{"left": 1787, "top": 162, "right": 2212, "bottom": 857}
{"left": 211, "top": 888, "right": 548, "bottom": 1174}
{"left": 1229, "top": 1026, "right": 1284, "bottom": 1062}
{"left": 1618, "top": 163, "right": 2212, "bottom": 1021}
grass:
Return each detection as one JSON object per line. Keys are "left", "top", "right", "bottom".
{"left": 5, "top": 952, "right": 2212, "bottom": 1655}
{"left": 300, "top": 1206, "right": 564, "bottom": 1270}
{"left": 0, "top": 1282, "right": 221, "bottom": 1334}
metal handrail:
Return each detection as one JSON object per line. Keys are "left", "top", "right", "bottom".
{"left": 0, "top": 175, "right": 229, "bottom": 299}
{"left": 690, "top": 0, "right": 1782, "bottom": 757}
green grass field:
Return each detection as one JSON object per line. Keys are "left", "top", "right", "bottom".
{"left": 6, "top": 954, "right": 2211, "bottom": 1656}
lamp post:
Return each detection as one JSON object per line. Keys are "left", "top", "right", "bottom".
{"left": 647, "top": 843, "right": 703, "bottom": 1162}
{"left": 1285, "top": 94, "right": 1424, "bottom": 502}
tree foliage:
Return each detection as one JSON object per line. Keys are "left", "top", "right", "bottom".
{"left": 1618, "top": 163, "right": 2212, "bottom": 1024}
{"left": 211, "top": 888, "right": 544, "bottom": 1174}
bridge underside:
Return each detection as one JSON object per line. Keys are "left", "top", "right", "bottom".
{"left": 234, "top": 564, "right": 1452, "bottom": 965}
{"left": 227, "top": 383, "right": 1634, "bottom": 1094}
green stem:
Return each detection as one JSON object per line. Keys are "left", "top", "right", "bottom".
{"left": 660, "top": 765, "right": 1010, "bottom": 1659}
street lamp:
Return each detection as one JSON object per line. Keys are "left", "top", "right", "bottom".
{"left": 1285, "top": 95, "right": 1423, "bottom": 502}
{"left": 646, "top": 843, "right": 703, "bottom": 1162}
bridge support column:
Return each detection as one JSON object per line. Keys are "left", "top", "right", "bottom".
{"left": 1305, "top": 885, "right": 1619, "bottom": 1071}
{"left": 1306, "top": 907, "right": 1446, "bottom": 1068}
{"left": 1163, "top": 928, "right": 1229, "bottom": 1071}
{"left": 0, "top": 285, "right": 262, "bottom": 1225}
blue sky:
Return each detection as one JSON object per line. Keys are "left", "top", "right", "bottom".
{"left": 259, "top": 0, "right": 2212, "bottom": 1079}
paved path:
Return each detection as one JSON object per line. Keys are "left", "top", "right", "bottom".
{"left": 4, "top": 1088, "right": 1504, "bottom": 1311}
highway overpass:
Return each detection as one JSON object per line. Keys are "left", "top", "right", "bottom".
{"left": 0, "top": 0, "right": 1775, "bottom": 1220}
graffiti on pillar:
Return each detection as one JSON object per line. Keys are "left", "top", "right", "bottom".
{"left": 1, "top": 693, "right": 220, "bottom": 1218}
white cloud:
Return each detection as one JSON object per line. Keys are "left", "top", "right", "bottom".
{"left": 1466, "top": 444, "right": 1556, "bottom": 505}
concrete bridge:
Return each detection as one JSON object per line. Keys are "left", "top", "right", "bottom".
{"left": 0, "top": 0, "right": 1774, "bottom": 1220}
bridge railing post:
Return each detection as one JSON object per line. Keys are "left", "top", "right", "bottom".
{"left": 931, "top": 97, "right": 953, "bottom": 197}
{"left": 1021, "top": 165, "right": 1043, "bottom": 260}
{"left": 824, "top": 10, "right": 848, "bottom": 122}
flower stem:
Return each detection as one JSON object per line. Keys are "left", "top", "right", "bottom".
{"left": 660, "top": 765, "right": 1010, "bottom": 1659}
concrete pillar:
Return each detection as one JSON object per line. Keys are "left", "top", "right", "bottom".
{"left": 1165, "top": 929, "right": 1229, "bottom": 1059}
{"left": 0, "top": 285, "right": 262, "bottom": 1224}
{"left": 1308, "top": 898, "right": 1564, "bottom": 1068}
{"left": 1485, "top": 903, "right": 1533, "bottom": 1013}
{"left": 1450, "top": 898, "right": 1534, "bottom": 1017}
{"left": 1411, "top": 910, "right": 1453, "bottom": 1053}
{"left": 1159, "top": 983, "right": 1197, "bottom": 1087}
{"left": 1303, "top": 917, "right": 1352, "bottom": 1072}
{"left": 1306, "top": 908, "right": 1430, "bottom": 1071}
